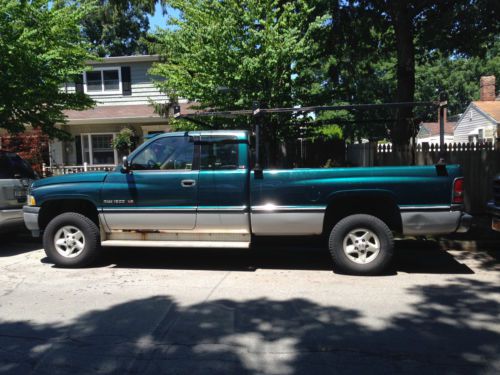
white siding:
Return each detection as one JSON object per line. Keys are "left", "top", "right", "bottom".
{"left": 416, "top": 135, "right": 454, "bottom": 145}
{"left": 453, "top": 104, "right": 497, "bottom": 143}
{"left": 64, "top": 62, "right": 168, "bottom": 106}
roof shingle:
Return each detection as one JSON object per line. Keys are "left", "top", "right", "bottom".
{"left": 472, "top": 101, "right": 500, "bottom": 123}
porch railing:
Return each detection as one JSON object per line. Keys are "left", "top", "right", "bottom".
{"left": 43, "top": 163, "right": 116, "bottom": 177}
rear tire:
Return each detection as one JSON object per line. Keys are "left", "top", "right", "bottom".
{"left": 328, "top": 214, "right": 394, "bottom": 275}
{"left": 43, "top": 212, "right": 100, "bottom": 267}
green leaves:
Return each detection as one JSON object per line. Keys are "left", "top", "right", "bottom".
{"left": 81, "top": 0, "right": 153, "bottom": 57}
{"left": 0, "top": 0, "right": 96, "bottom": 139}
{"left": 149, "top": 0, "right": 500, "bottom": 146}
{"left": 149, "top": 0, "right": 323, "bottom": 136}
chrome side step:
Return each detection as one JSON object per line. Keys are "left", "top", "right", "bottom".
{"left": 101, "top": 240, "right": 251, "bottom": 249}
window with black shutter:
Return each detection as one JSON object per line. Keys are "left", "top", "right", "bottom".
{"left": 75, "top": 136, "right": 82, "bottom": 165}
{"left": 74, "top": 74, "right": 84, "bottom": 93}
{"left": 121, "top": 66, "right": 132, "bottom": 96}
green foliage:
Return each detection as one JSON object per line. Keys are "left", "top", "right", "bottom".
{"left": 0, "top": 0, "right": 96, "bottom": 139}
{"left": 149, "top": 0, "right": 499, "bottom": 147}
{"left": 311, "top": 0, "right": 500, "bottom": 143}
{"left": 416, "top": 39, "right": 500, "bottom": 117}
{"left": 112, "top": 127, "right": 138, "bottom": 152}
{"left": 149, "top": 0, "right": 327, "bottom": 143}
{"left": 81, "top": 0, "right": 157, "bottom": 57}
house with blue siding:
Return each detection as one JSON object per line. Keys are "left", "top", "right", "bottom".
{"left": 453, "top": 76, "right": 500, "bottom": 144}
{"left": 49, "top": 55, "right": 190, "bottom": 169}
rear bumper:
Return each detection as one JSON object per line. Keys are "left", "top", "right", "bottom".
{"left": 456, "top": 212, "right": 473, "bottom": 233}
{"left": 0, "top": 208, "right": 24, "bottom": 232}
{"left": 23, "top": 206, "right": 40, "bottom": 236}
{"left": 487, "top": 201, "right": 500, "bottom": 231}
{"left": 401, "top": 210, "right": 472, "bottom": 235}
{"left": 487, "top": 201, "right": 500, "bottom": 217}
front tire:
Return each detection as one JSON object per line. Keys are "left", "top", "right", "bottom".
{"left": 328, "top": 214, "right": 394, "bottom": 275}
{"left": 43, "top": 212, "right": 100, "bottom": 267}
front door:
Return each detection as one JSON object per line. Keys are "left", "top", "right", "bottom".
{"left": 102, "top": 135, "right": 198, "bottom": 231}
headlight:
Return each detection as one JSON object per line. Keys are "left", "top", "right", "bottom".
{"left": 27, "top": 195, "right": 36, "bottom": 206}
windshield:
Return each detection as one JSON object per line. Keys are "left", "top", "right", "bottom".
{"left": 0, "top": 152, "right": 36, "bottom": 179}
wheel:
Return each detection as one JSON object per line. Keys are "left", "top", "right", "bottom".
{"left": 43, "top": 212, "right": 100, "bottom": 267}
{"left": 328, "top": 214, "right": 394, "bottom": 275}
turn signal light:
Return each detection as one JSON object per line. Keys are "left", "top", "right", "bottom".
{"left": 453, "top": 178, "right": 464, "bottom": 204}
{"left": 27, "top": 195, "right": 36, "bottom": 206}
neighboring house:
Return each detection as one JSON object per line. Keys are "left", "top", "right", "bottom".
{"left": 453, "top": 75, "right": 500, "bottom": 144}
{"left": 49, "top": 55, "right": 189, "bottom": 169}
{"left": 416, "top": 121, "right": 456, "bottom": 145}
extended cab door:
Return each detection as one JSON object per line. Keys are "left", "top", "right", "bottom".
{"left": 101, "top": 135, "right": 199, "bottom": 231}
{"left": 195, "top": 135, "right": 250, "bottom": 233}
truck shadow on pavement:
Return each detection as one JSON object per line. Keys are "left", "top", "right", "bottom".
{"left": 0, "top": 232, "right": 41, "bottom": 257}
{"left": 92, "top": 239, "right": 476, "bottom": 275}
{"left": 0, "top": 277, "right": 498, "bottom": 374}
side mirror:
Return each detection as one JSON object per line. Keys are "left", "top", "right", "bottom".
{"left": 121, "top": 156, "right": 130, "bottom": 173}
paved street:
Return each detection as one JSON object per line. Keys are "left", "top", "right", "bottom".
{"left": 0, "top": 233, "right": 499, "bottom": 375}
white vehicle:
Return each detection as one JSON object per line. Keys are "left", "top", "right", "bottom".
{"left": 0, "top": 151, "right": 36, "bottom": 233}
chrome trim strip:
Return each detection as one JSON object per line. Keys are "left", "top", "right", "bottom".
{"left": 102, "top": 206, "right": 248, "bottom": 214}
{"left": 251, "top": 205, "right": 326, "bottom": 213}
{"left": 197, "top": 206, "right": 248, "bottom": 212}
{"left": 101, "top": 207, "right": 197, "bottom": 213}
{"left": 399, "top": 205, "right": 451, "bottom": 212}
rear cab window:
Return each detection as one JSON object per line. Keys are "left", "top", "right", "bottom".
{"left": 199, "top": 136, "right": 240, "bottom": 170}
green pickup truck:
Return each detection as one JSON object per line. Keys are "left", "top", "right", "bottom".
{"left": 24, "top": 130, "right": 471, "bottom": 275}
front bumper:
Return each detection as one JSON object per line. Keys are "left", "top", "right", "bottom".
{"left": 0, "top": 208, "right": 24, "bottom": 233}
{"left": 23, "top": 206, "right": 40, "bottom": 237}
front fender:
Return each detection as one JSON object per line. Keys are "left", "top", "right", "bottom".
{"left": 32, "top": 183, "right": 103, "bottom": 208}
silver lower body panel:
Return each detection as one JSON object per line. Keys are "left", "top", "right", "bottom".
{"left": 101, "top": 211, "right": 250, "bottom": 233}
{"left": 102, "top": 211, "right": 196, "bottom": 231}
{"left": 250, "top": 212, "right": 324, "bottom": 235}
{"left": 401, "top": 210, "right": 469, "bottom": 235}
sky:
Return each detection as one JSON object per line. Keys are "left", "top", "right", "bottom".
{"left": 147, "top": 3, "right": 180, "bottom": 31}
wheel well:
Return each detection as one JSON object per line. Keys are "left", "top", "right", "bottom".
{"left": 323, "top": 195, "right": 402, "bottom": 235}
{"left": 39, "top": 199, "right": 99, "bottom": 231}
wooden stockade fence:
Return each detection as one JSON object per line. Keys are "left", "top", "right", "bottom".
{"left": 347, "top": 142, "right": 499, "bottom": 214}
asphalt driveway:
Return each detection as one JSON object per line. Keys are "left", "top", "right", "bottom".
{"left": 0, "top": 233, "right": 499, "bottom": 374}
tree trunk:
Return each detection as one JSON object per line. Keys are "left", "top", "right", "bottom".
{"left": 391, "top": 1, "right": 415, "bottom": 148}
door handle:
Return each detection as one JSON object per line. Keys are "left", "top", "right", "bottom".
{"left": 181, "top": 179, "right": 196, "bottom": 187}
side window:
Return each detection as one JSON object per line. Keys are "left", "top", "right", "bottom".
{"left": 200, "top": 138, "right": 239, "bottom": 170}
{"left": 130, "top": 136, "right": 194, "bottom": 170}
